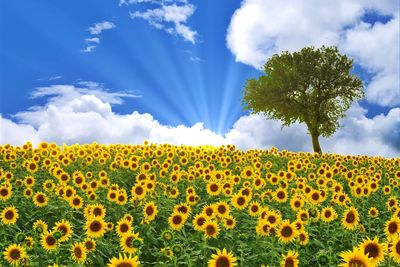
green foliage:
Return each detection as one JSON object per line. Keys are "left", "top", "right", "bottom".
{"left": 243, "top": 46, "right": 364, "bottom": 138}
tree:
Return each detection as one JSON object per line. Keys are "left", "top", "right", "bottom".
{"left": 243, "top": 46, "right": 364, "bottom": 153}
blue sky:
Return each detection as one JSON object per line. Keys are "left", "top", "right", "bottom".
{"left": 0, "top": 0, "right": 399, "bottom": 157}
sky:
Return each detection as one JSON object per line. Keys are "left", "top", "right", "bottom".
{"left": 0, "top": 0, "right": 399, "bottom": 157}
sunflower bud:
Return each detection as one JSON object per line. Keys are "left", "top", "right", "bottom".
{"left": 16, "top": 233, "right": 26, "bottom": 243}
{"left": 53, "top": 231, "right": 62, "bottom": 239}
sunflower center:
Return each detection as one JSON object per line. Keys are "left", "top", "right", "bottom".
{"left": 37, "top": 195, "right": 45, "bottom": 203}
{"left": 325, "top": 211, "right": 332, "bottom": 218}
{"left": 237, "top": 197, "right": 245, "bottom": 205}
{"left": 285, "top": 258, "right": 295, "bottom": 267}
{"left": 197, "top": 217, "right": 206, "bottom": 226}
{"left": 312, "top": 193, "right": 319, "bottom": 200}
{"left": 135, "top": 186, "right": 143, "bottom": 195}
{"left": 146, "top": 206, "right": 154, "bottom": 216}
{"left": 5, "top": 210, "right": 14, "bottom": 220}
{"left": 178, "top": 206, "right": 188, "bottom": 213}
{"left": 126, "top": 236, "right": 134, "bottom": 248}
{"left": 172, "top": 215, "right": 182, "bottom": 225}
{"left": 90, "top": 221, "right": 102, "bottom": 232}
{"left": 396, "top": 241, "right": 400, "bottom": 254}
{"left": 1, "top": 188, "right": 8, "bottom": 196}
{"left": 364, "top": 243, "right": 379, "bottom": 258}
{"left": 116, "top": 263, "right": 134, "bottom": 267}
{"left": 74, "top": 247, "right": 83, "bottom": 258}
{"left": 268, "top": 216, "right": 276, "bottom": 224}
{"left": 388, "top": 222, "right": 398, "bottom": 233}
{"left": 10, "top": 249, "right": 20, "bottom": 260}
{"left": 206, "top": 225, "right": 216, "bottom": 235}
{"left": 73, "top": 198, "right": 80, "bottom": 205}
{"left": 281, "top": 226, "right": 293, "bottom": 237}
{"left": 251, "top": 205, "right": 259, "bottom": 212}
{"left": 346, "top": 212, "right": 355, "bottom": 223}
{"left": 58, "top": 225, "right": 67, "bottom": 235}
{"left": 120, "top": 223, "right": 129, "bottom": 233}
{"left": 93, "top": 208, "right": 102, "bottom": 216}
{"left": 46, "top": 236, "right": 56, "bottom": 246}
{"left": 85, "top": 241, "right": 93, "bottom": 250}
{"left": 218, "top": 205, "right": 226, "bottom": 214}
{"left": 210, "top": 184, "right": 219, "bottom": 192}
{"left": 299, "top": 234, "right": 306, "bottom": 242}
{"left": 215, "top": 256, "right": 230, "bottom": 267}
{"left": 277, "top": 192, "right": 285, "bottom": 199}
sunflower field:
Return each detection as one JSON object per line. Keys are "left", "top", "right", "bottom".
{"left": 0, "top": 141, "right": 399, "bottom": 267}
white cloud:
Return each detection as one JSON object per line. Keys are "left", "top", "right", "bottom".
{"left": 81, "top": 45, "right": 96, "bottom": 53}
{"left": 82, "top": 21, "right": 115, "bottom": 52}
{"left": 85, "top": 37, "right": 100, "bottom": 44}
{"left": 342, "top": 17, "right": 400, "bottom": 106}
{"left": 88, "top": 21, "right": 116, "bottom": 35}
{"left": 226, "top": 0, "right": 399, "bottom": 106}
{"left": 130, "top": 2, "right": 197, "bottom": 43}
{"left": 1, "top": 84, "right": 399, "bottom": 157}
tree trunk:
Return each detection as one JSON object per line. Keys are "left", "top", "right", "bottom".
{"left": 311, "top": 132, "right": 322, "bottom": 154}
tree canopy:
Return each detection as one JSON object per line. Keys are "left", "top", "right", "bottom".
{"left": 243, "top": 46, "right": 364, "bottom": 153}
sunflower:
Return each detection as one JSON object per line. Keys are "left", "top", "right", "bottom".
{"left": 342, "top": 207, "right": 359, "bottom": 231}
{"left": 0, "top": 185, "right": 12, "bottom": 201}
{"left": 321, "top": 206, "right": 338, "bottom": 223}
{"left": 33, "top": 192, "right": 48, "bottom": 207}
{"left": 41, "top": 232, "right": 58, "bottom": 251}
{"left": 24, "top": 176, "right": 35, "bottom": 187}
{"left": 206, "top": 182, "right": 222, "bottom": 196}
{"left": 274, "top": 189, "right": 288, "bottom": 203}
{"left": 131, "top": 184, "right": 147, "bottom": 200}
{"left": 248, "top": 201, "right": 261, "bottom": 217}
{"left": 280, "top": 250, "right": 299, "bottom": 267}
{"left": 368, "top": 207, "right": 379, "bottom": 218}
{"left": 389, "top": 236, "right": 400, "bottom": 264}
{"left": 69, "top": 195, "right": 84, "bottom": 209}
{"left": 298, "top": 230, "right": 309, "bottom": 246}
{"left": 215, "top": 201, "right": 230, "bottom": 218}
{"left": 107, "top": 253, "right": 140, "bottom": 267}
{"left": 116, "top": 218, "right": 133, "bottom": 237}
{"left": 168, "top": 212, "right": 187, "bottom": 231}
{"left": 143, "top": 201, "right": 158, "bottom": 222}
{"left": 256, "top": 219, "right": 272, "bottom": 237}
{"left": 71, "top": 242, "right": 87, "bottom": 264}
{"left": 277, "top": 220, "right": 297, "bottom": 243}
{"left": 1, "top": 206, "right": 19, "bottom": 224}
{"left": 290, "top": 197, "right": 304, "bottom": 211}
{"left": 3, "top": 243, "right": 26, "bottom": 266}
{"left": 192, "top": 214, "right": 207, "bottom": 231}
{"left": 208, "top": 248, "right": 237, "bottom": 267}
{"left": 357, "top": 236, "right": 386, "bottom": 266}
{"left": 89, "top": 203, "right": 107, "bottom": 219}
{"left": 339, "top": 248, "right": 374, "bottom": 267}
{"left": 223, "top": 215, "right": 237, "bottom": 230}
{"left": 85, "top": 218, "right": 106, "bottom": 238}
{"left": 120, "top": 232, "right": 140, "bottom": 254}
{"left": 231, "top": 194, "right": 249, "bottom": 210}
{"left": 33, "top": 219, "right": 48, "bottom": 233}
{"left": 203, "top": 221, "right": 220, "bottom": 239}
{"left": 84, "top": 238, "right": 96, "bottom": 253}
{"left": 385, "top": 217, "right": 400, "bottom": 239}
{"left": 53, "top": 220, "right": 73, "bottom": 242}
{"left": 174, "top": 203, "right": 191, "bottom": 216}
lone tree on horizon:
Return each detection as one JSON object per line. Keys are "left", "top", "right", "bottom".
{"left": 243, "top": 46, "right": 364, "bottom": 154}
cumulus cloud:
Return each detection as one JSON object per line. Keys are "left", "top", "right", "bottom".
{"left": 1, "top": 84, "right": 399, "bottom": 157}
{"left": 342, "top": 17, "right": 400, "bottom": 106}
{"left": 226, "top": 0, "right": 399, "bottom": 107}
{"left": 129, "top": 1, "right": 197, "bottom": 43}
